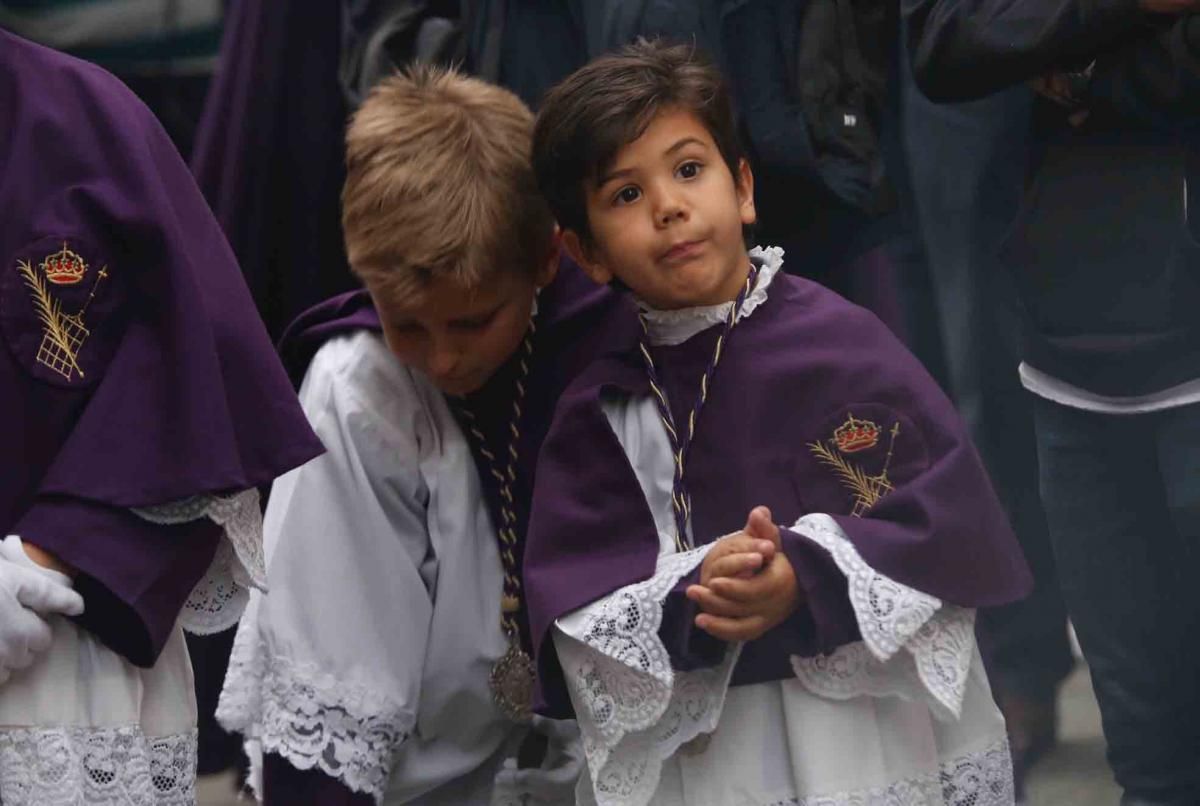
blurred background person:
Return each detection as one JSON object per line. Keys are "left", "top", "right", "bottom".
{"left": 906, "top": 1, "right": 1200, "bottom": 803}
{"left": 890, "top": 42, "right": 1074, "bottom": 800}
{"left": 0, "top": 0, "right": 223, "bottom": 156}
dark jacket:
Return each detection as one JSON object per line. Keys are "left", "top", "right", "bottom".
{"left": 904, "top": 0, "right": 1200, "bottom": 396}
{"left": 723, "top": 0, "right": 901, "bottom": 277}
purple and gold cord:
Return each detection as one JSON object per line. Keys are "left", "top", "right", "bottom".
{"left": 638, "top": 264, "right": 761, "bottom": 553}
{"left": 457, "top": 322, "right": 536, "bottom": 639}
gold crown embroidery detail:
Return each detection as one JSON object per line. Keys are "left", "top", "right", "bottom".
{"left": 833, "top": 413, "right": 881, "bottom": 453}
{"left": 41, "top": 243, "right": 88, "bottom": 285}
{"left": 809, "top": 417, "right": 901, "bottom": 517}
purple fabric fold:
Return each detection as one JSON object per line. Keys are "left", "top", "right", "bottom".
{"left": 1, "top": 31, "right": 321, "bottom": 663}
{"left": 658, "top": 567, "right": 725, "bottom": 671}
{"left": 18, "top": 496, "right": 220, "bottom": 665}
{"left": 262, "top": 753, "right": 373, "bottom": 806}
{"left": 189, "top": 0, "right": 355, "bottom": 338}
{"left": 526, "top": 268, "right": 1032, "bottom": 717}
{"left": 779, "top": 527, "right": 863, "bottom": 657}
{"left": 1, "top": 31, "right": 323, "bottom": 516}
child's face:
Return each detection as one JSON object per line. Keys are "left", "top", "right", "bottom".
{"left": 372, "top": 256, "right": 556, "bottom": 397}
{"left": 564, "top": 107, "right": 756, "bottom": 310}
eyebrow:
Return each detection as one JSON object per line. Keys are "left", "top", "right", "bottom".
{"left": 596, "top": 136, "right": 709, "bottom": 189}
{"left": 665, "top": 136, "right": 706, "bottom": 156}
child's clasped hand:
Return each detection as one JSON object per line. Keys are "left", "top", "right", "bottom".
{"left": 686, "top": 506, "right": 802, "bottom": 642}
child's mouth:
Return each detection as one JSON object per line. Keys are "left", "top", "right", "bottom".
{"left": 660, "top": 239, "right": 705, "bottom": 264}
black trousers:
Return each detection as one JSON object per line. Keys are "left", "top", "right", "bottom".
{"left": 1035, "top": 398, "right": 1200, "bottom": 804}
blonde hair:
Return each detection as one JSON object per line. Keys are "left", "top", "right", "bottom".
{"left": 342, "top": 65, "right": 554, "bottom": 302}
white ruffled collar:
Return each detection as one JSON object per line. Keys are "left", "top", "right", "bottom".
{"left": 637, "top": 245, "right": 784, "bottom": 346}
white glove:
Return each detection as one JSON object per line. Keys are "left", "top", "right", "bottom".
{"left": 0, "top": 535, "right": 85, "bottom": 684}
{"left": 492, "top": 717, "right": 585, "bottom": 806}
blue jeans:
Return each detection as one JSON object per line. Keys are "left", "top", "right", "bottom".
{"left": 1034, "top": 398, "right": 1200, "bottom": 804}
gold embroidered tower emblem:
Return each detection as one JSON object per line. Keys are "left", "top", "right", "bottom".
{"left": 15, "top": 243, "right": 108, "bottom": 382}
{"left": 808, "top": 414, "right": 901, "bottom": 517}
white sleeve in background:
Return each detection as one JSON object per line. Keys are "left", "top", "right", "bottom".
{"left": 218, "top": 333, "right": 436, "bottom": 802}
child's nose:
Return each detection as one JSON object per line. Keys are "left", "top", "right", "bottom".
{"left": 427, "top": 340, "right": 461, "bottom": 376}
{"left": 656, "top": 200, "right": 687, "bottom": 227}
{"left": 652, "top": 184, "right": 688, "bottom": 227}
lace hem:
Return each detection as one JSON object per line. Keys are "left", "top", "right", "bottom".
{"left": 217, "top": 617, "right": 413, "bottom": 801}
{"left": 637, "top": 245, "right": 784, "bottom": 346}
{"left": 763, "top": 736, "right": 1014, "bottom": 806}
{"left": 0, "top": 726, "right": 197, "bottom": 805}
{"left": 555, "top": 543, "right": 742, "bottom": 806}
{"left": 789, "top": 514, "right": 974, "bottom": 719}
{"left": 134, "top": 489, "right": 265, "bottom": 635}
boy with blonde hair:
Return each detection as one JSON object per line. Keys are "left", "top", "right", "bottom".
{"left": 218, "top": 66, "right": 634, "bottom": 805}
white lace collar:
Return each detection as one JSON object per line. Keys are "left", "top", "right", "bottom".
{"left": 636, "top": 245, "right": 784, "bottom": 346}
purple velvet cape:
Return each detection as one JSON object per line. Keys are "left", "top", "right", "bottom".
{"left": 525, "top": 270, "right": 1033, "bottom": 716}
{"left": 190, "top": 0, "right": 356, "bottom": 338}
{"left": 0, "top": 31, "right": 324, "bottom": 665}
{"left": 261, "top": 259, "right": 638, "bottom": 805}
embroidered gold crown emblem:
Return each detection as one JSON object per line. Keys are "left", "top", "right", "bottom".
{"left": 41, "top": 243, "right": 87, "bottom": 285}
{"left": 809, "top": 416, "right": 901, "bottom": 517}
{"left": 15, "top": 244, "right": 109, "bottom": 383}
{"left": 833, "top": 413, "right": 881, "bottom": 453}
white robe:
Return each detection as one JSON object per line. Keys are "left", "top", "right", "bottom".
{"left": 218, "top": 330, "right": 573, "bottom": 805}
{"left": 553, "top": 247, "right": 1014, "bottom": 806}
{"left": 0, "top": 489, "right": 264, "bottom": 806}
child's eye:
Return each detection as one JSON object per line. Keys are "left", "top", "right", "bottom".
{"left": 453, "top": 311, "right": 497, "bottom": 331}
{"left": 676, "top": 161, "right": 702, "bottom": 180}
{"left": 613, "top": 186, "right": 641, "bottom": 206}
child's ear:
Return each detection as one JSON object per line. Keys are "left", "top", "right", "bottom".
{"left": 736, "top": 158, "right": 757, "bottom": 226}
{"left": 561, "top": 229, "right": 614, "bottom": 287}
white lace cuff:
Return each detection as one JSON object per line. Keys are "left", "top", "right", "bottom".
{"left": 217, "top": 618, "right": 413, "bottom": 802}
{"left": 788, "top": 513, "right": 976, "bottom": 720}
{"left": 554, "top": 544, "right": 741, "bottom": 806}
{"left": 133, "top": 489, "right": 265, "bottom": 635}
{"left": 0, "top": 725, "right": 197, "bottom": 805}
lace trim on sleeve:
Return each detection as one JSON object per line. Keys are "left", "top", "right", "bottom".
{"left": 216, "top": 614, "right": 413, "bottom": 803}
{"left": 133, "top": 489, "right": 265, "bottom": 635}
{"left": 554, "top": 544, "right": 742, "bottom": 806}
{"left": 788, "top": 514, "right": 975, "bottom": 720}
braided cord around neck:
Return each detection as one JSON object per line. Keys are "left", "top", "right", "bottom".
{"left": 638, "top": 264, "right": 760, "bottom": 552}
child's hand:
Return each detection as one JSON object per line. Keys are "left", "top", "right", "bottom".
{"left": 686, "top": 506, "right": 801, "bottom": 642}
{"left": 697, "top": 530, "right": 776, "bottom": 588}
{"left": 696, "top": 505, "right": 780, "bottom": 586}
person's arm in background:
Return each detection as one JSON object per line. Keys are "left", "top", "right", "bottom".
{"left": 1085, "top": 8, "right": 1200, "bottom": 128}
{"left": 902, "top": 0, "right": 1148, "bottom": 100}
